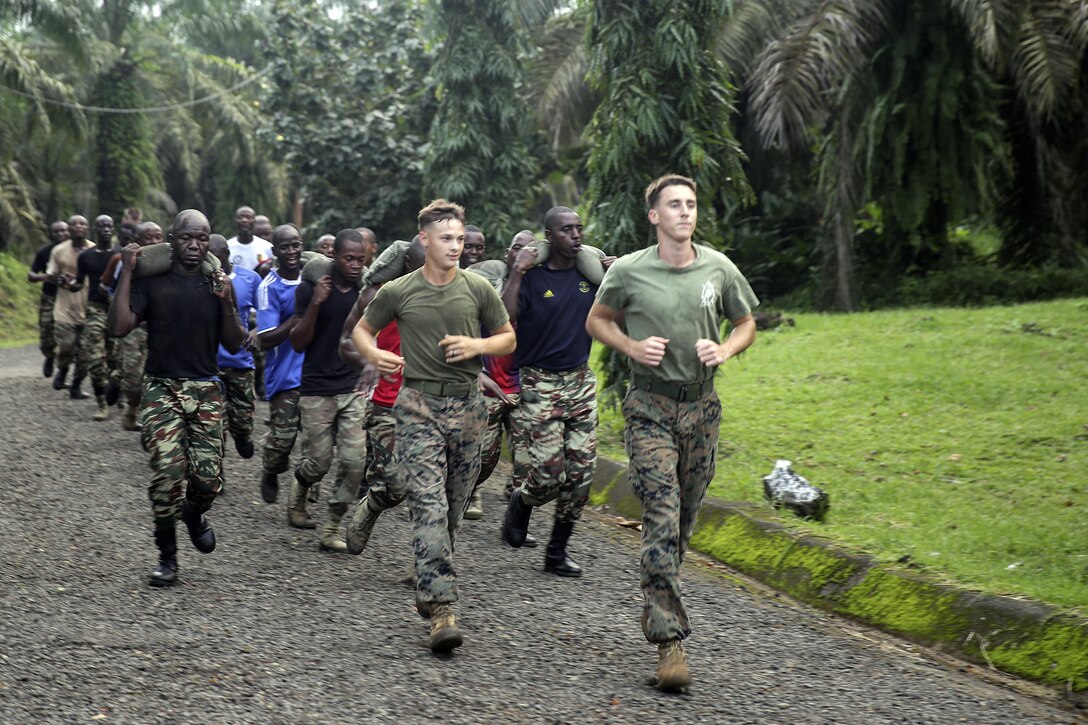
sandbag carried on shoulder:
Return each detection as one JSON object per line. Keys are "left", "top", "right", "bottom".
{"left": 300, "top": 250, "right": 367, "bottom": 290}
{"left": 466, "top": 259, "right": 507, "bottom": 292}
{"left": 132, "top": 242, "right": 221, "bottom": 278}
{"left": 363, "top": 240, "right": 412, "bottom": 287}
{"left": 530, "top": 240, "right": 607, "bottom": 286}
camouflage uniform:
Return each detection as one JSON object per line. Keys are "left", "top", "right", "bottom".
{"left": 263, "top": 389, "right": 300, "bottom": 475}
{"left": 117, "top": 324, "right": 148, "bottom": 405}
{"left": 623, "top": 387, "right": 721, "bottom": 644}
{"left": 80, "top": 302, "right": 111, "bottom": 390}
{"left": 296, "top": 392, "right": 367, "bottom": 512}
{"left": 396, "top": 386, "right": 487, "bottom": 611}
{"left": 362, "top": 402, "right": 402, "bottom": 511}
{"left": 511, "top": 365, "right": 597, "bottom": 522}
{"left": 478, "top": 394, "right": 524, "bottom": 497}
{"left": 141, "top": 377, "right": 225, "bottom": 523}
{"left": 38, "top": 293, "right": 56, "bottom": 360}
{"left": 53, "top": 323, "right": 86, "bottom": 377}
{"left": 218, "top": 366, "right": 255, "bottom": 441}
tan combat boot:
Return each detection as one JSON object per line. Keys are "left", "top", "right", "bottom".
{"left": 656, "top": 640, "right": 691, "bottom": 691}
{"left": 120, "top": 403, "right": 139, "bottom": 430}
{"left": 464, "top": 488, "right": 483, "bottom": 520}
{"left": 287, "top": 477, "right": 316, "bottom": 529}
{"left": 93, "top": 395, "right": 110, "bottom": 421}
{"left": 319, "top": 506, "right": 347, "bottom": 553}
{"left": 428, "top": 603, "right": 463, "bottom": 653}
{"left": 346, "top": 496, "right": 382, "bottom": 555}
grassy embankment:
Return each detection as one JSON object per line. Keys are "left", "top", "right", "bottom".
{"left": 596, "top": 298, "right": 1088, "bottom": 610}
{"left": 0, "top": 252, "right": 40, "bottom": 348}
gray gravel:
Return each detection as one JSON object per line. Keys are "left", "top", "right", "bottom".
{"left": 0, "top": 344, "right": 1072, "bottom": 724}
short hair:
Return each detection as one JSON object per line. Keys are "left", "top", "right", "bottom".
{"left": 208, "top": 233, "right": 229, "bottom": 252}
{"left": 543, "top": 206, "right": 576, "bottom": 233}
{"left": 355, "top": 227, "right": 377, "bottom": 245}
{"left": 333, "top": 228, "right": 364, "bottom": 255}
{"left": 135, "top": 221, "right": 161, "bottom": 238}
{"left": 273, "top": 224, "right": 301, "bottom": 245}
{"left": 122, "top": 207, "right": 142, "bottom": 224}
{"left": 417, "top": 199, "right": 465, "bottom": 230}
{"left": 644, "top": 174, "right": 697, "bottom": 209}
{"left": 464, "top": 224, "right": 484, "bottom": 237}
{"left": 171, "top": 209, "right": 210, "bottom": 234}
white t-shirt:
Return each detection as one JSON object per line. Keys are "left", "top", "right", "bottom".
{"left": 226, "top": 235, "right": 273, "bottom": 271}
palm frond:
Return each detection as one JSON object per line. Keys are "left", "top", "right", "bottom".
{"left": 0, "top": 38, "right": 84, "bottom": 133}
{"left": 529, "top": 10, "right": 594, "bottom": 149}
{"left": 748, "top": 0, "right": 892, "bottom": 150}
{"left": 717, "top": 0, "right": 816, "bottom": 82}
{"left": 948, "top": 0, "right": 1025, "bottom": 68}
{"left": 1012, "top": 0, "right": 1082, "bottom": 123}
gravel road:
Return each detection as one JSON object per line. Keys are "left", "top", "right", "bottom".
{"left": 0, "top": 344, "right": 1073, "bottom": 724}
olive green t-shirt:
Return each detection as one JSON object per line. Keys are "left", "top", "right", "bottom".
{"left": 595, "top": 243, "right": 758, "bottom": 383}
{"left": 365, "top": 267, "right": 510, "bottom": 386}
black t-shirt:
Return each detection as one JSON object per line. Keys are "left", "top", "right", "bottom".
{"left": 77, "top": 246, "right": 119, "bottom": 306}
{"left": 31, "top": 244, "right": 58, "bottom": 297}
{"left": 296, "top": 280, "right": 359, "bottom": 396}
{"left": 130, "top": 270, "right": 223, "bottom": 378}
{"left": 514, "top": 265, "right": 597, "bottom": 371}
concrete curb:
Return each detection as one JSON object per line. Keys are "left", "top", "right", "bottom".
{"left": 589, "top": 456, "right": 1088, "bottom": 703}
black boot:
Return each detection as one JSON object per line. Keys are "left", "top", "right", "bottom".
{"left": 43, "top": 357, "right": 54, "bottom": 378}
{"left": 501, "top": 487, "right": 533, "bottom": 547}
{"left": 69, "top": 375, "right": 88, "bottom": 400}
{"left": 149, "top": 523, "right": 178, "bottom": 587}
{"left": 233, "top": 434, "right": 254, "bottom": 459}
{"left": 181, "top": 503, "right": 216, "bottom": 553}
{"left": 105, "top": 380, "right": 121, "bottom": 406}
{"left": 52, "top": 365, "right": 68, "bottom": 390}
{"left": 544, "top": 519, "right": 582, "bottom": 577}
{"left": 260, "top": 471, "right": 279, "bottom": 504}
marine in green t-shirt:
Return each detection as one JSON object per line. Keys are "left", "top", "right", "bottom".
{"left": 350, "top": 199, "right": 515, "bottom": 656}
{"left": 586, "top": 174, "right": 758, "bottom": 693}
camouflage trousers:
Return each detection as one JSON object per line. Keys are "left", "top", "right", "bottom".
{"left": 623, "top": 387, "right": 721, "bottom": 644}
{"left": 297, "top": 392, "right": 367, "bottom": 511}
{"left": 219, "top": 367, "right": 255, "bottom": 440}
{"left": 511, "top": 365, "right": 597, "bottom": 523}
{"left": 262, "top": 388, "right": 300, "bottom": 475}
{"left": 38, "top": 293, "right": 56, "bottom": 360}
{"left": 474, "top": 393, "right": 526, "bottom": 496}
{"left": 116, "top": 325, "right": 148, "bottom": 404}
{"left": 53, "top": 322, "right": 86, "bottom": 377}
{"left": 395, "top": 386, "right": 486, "bottom": 608}
{"left": 363, "top": 402, "right": 402, "bottom": 511}
{"left": 80, "top": 303, "right": 110, "bottom": 390}
{"left": 141, "top": 377, "right": 224, "bottom": 523}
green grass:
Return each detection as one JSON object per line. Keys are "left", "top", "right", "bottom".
{"left": 596, "top": 299, "right": 1088, "bottom": 610}
{"left": 0, "top": 252, "right": 40, "bottom": 348}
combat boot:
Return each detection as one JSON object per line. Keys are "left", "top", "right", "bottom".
{"left": 428, "top": 603, "right": 463, "bottom": 653}
{"left": 43, "top": 357, "right": 54, "bottom": 378}
{"left": 180, "top": 503, "right": 216, "bottom": 553}
{"left": 656, "top": 641, "right": 691, "bottom": 691}
{"left": 287, "top": 468, "right": 316, "bottom": 529}
{"left": 319, "top": 505, "right": 348, "bottom": 553}
{"left": 544, "top": 519, "right": 582, "bottom": 577}
{"left": 93, "top": 395, "right": 110, "bottom": 421}
{"left": 52, "top": 365, "right": 68, "bottom": 391}
{"left": 464, "top": 488, "right": 483, "bottom": 520}
{"left": 69, "top": 375, "right": 88, "bottom": 400}
{"left": 501, "top": 487, "right": 533, "bottom": 547}
{"left": 105, "top": 380, "right": 121, "bottom": 406}
{"left": 233, "top": 434, "right": 254, "bottom": 459}
{"left": 149, "top": 522, "right": 178, "bottom": 587}
{"left": 121, "top": 403, "right": 139, "bottom": 430}
{"left": 308, "top": 481, "right": 321, "bottom": 504}
{"left": 260, "top": 471, "right": 279, "bottom": 504}
{"left": 346, "top": 495, "right": 382, "bottom": 555}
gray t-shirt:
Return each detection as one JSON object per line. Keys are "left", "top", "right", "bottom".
{"left": 595, "top": 243, "right": 758, "bottom": 383}
{"left": 365, "top": 268, "right": 509, "bottom": 386}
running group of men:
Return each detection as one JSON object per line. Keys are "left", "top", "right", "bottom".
{"left": 26, "top": 175, "right": 758, "bottom": 691}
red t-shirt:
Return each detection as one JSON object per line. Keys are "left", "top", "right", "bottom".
{"left": 484, "top": 352, "right": 519, "bottom": 396}
{"left": 371, "top": 320, "right": 402, "bottom": 407}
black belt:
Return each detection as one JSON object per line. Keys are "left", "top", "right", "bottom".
{"left": 522, "top": 363, "right": 590, "bottom": 377}
{"left": 403, "top": 379, "right": 474, "bottom": 397}
{"left": 630, "top": 374, "right": 714, "bottom": 402}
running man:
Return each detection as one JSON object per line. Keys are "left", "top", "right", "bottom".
{"left": 47, "top": 214, "right": 91, "bottom": 399}
{"left": 288, "top": 228, "right": 369, "bottom": 552}
{"left": 460, "top": 224, "right": 486, "bottom": 268}
{"left": 74, "top": 214, "right": 119, "bottom": 420}
{"left": 27, "top": 220, "right": 69, "bottom": 377}
{"left": 500, "top": 208, "right": 600, "bottom": 577}
{"left": 256, "top": 225, "right": 305, "bottom": 503}
{"left": 109, "top": 209, "right": 246, "bottom": 587}
{"left": 586, "top": 174, "right": 758, "bottom": 690}
{"left": 351, "top": 200, "right": 515, "bottom": 653}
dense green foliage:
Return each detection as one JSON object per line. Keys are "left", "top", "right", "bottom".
{"left": 424, "top": 0, "right": 536, "bottom": 244}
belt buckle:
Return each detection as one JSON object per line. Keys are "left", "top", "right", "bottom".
{"left": 676, "top": 384, "right": 689, "bottom": 403}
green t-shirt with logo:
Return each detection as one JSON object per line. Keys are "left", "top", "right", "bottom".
{"left": 595, "top": 243, "right": 759, "bottom": 383}
{"left": 365, "top": 267, "right": 510, "bottom": 386}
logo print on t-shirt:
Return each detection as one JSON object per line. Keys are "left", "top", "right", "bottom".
{"left": 578, "top": 281, "right": 590, "bottom": 293}
{"left": 544, "top": 289, "right": 555, "bottom": 298}
{"left": 700, "top": 280, "right": 716, "bottom": 308}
